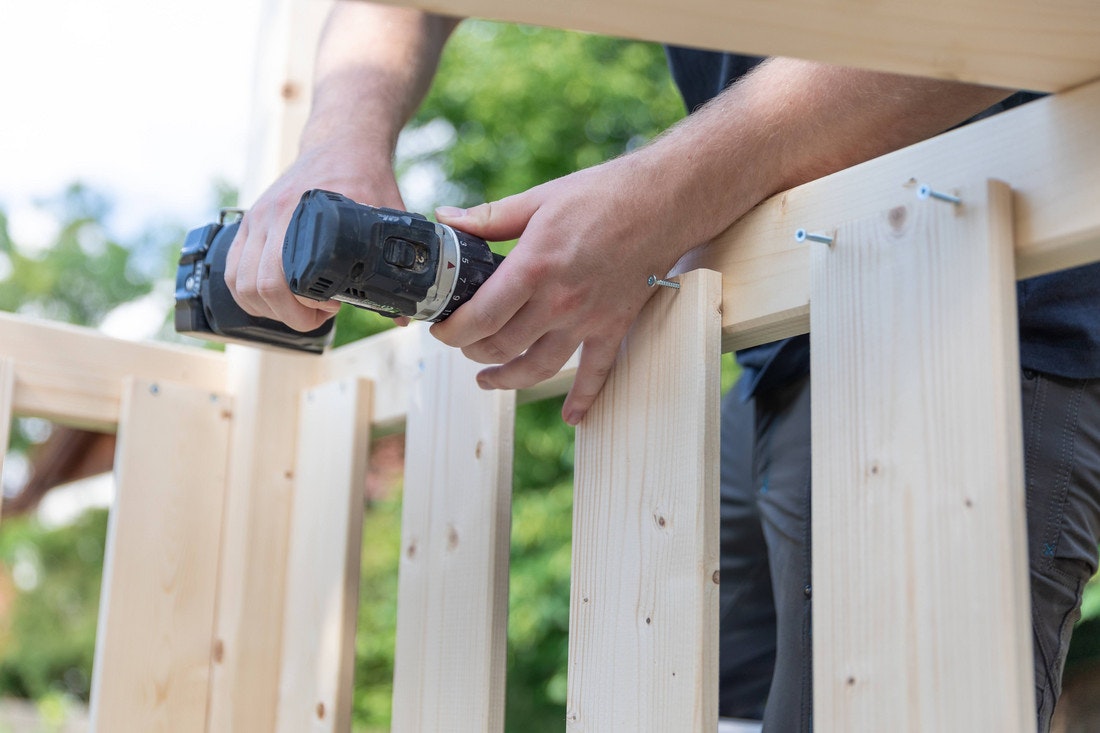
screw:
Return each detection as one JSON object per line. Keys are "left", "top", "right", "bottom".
{"left": 149, "top": 384, "right": 159, "bottom": 396}
{"left": 795, "top": 228, "right": 833, "bottom": 245}
{"left": 647, "top": 275, "right": 680, "bottom": 289}
{"left": 917, "top": 184, "right": 961, "bottom": 205}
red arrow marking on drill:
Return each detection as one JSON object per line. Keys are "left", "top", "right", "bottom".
{"left": 447, "top": 262, "right": 455, "bottom": 269}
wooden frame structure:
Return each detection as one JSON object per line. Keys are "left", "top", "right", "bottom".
{"left": 2, "top": 0, "right": 1099, "bottom": 730}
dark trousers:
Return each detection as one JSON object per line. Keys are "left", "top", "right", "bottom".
{"left": 718, "top": 370, "right": 1100, "bottom": 732}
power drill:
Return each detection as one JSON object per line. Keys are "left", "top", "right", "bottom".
{"left": 174, "top": 189, "right": 501, "bottom": 353}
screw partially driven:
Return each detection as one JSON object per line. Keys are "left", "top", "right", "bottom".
{"left": 647, "top": 275, "right": 680, "bottom": 289}
{"left": 917, "top": 184, "right": 962, "bottom": 205}
{"left": 795, "top": 228, "right": 833, "bottom": 245}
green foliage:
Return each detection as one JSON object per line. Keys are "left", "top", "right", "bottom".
{"left": 0, "top": 183, "right": 178, "bottom": 325}
{"left": 408, "top": 21, "right": 685, "bottom": 212}
{"left": 0, "top": 510, "right": 108, "bottom": 702}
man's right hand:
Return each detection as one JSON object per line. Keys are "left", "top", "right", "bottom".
{"left": 223, "top": 141, "right": 405, "bottom": 332}
{"left": 222, "top": 2, "right": 459, "bottom": 332}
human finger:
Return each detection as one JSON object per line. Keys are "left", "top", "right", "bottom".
{"left": 473, "top": 329, "right": 580, "bottom": 391}
{"left": 561, "top": 336, "right": 624, "bottom": 425}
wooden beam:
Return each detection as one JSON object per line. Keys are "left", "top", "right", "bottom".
{"left": 810, "top": 181, "right": 1033, "bottom": 729}
{"left": 391, "top": 330, "right": 515, "bottom": 733}
{"left": 0, "top": 358, "right": 13, "bottom": 522}
{"left": 568, "top": 269, "right": 722, "bottom": 732}
{"left": 276, "top": 378, "right": 373, "bottom": 733}
{"left": 0, "top": 313, "right": 227, "bottom": 430}
{"left": 89, "top": 378, "right": 232, "bottom": 731}
{"left": 323, "top": 325, "right": 578, "bottom": 431}
{"left": 677, "top": 75, "right": 1100, "bottom": 352}
{"left": 376, "top": 0, "right": 1100, "bottom": 92}
{"left": 207, "top": 347, "right": 320, "bottom": 733}
{"left": 242, "top": 0, "right": 333, "bottom": 205}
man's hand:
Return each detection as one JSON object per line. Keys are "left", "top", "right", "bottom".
{"left": 223, "top": 2, "right": 458, "bottom": 332}
{"left": 430, "top": 155, "right": 700, "bottom": 425}
{"left": 429, "top": 58, "right": 1011, "bottom": 425}
{"left": 224, "top": 143, "right": 406, "bottom": 332}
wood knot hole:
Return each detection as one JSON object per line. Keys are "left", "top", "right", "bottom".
{"left": 475, "top": 440, "right": 484, "bottom": 459}
{"left": 406, "top": 542, "right": 417, "bottom": 559}
{"left": 446, "top": 524, "right": 459, "bottom": 550}
{"left": 212, "top": 639, "right": 224, "bottom": 663}
{"left": 316, "top": 702, "right": 325, "bottom": 720}
{"left": 281, "top": 81, "right": 301, "bottom": 101}
{"left": 888, "top": 206, "right": 907, "bottom": 230}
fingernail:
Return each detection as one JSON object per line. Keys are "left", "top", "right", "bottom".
{"left": 435, "top": 205, "right": 466, "bottom": 219}
{"left": 564, "top": 409, "right": 583, "bottom": 426}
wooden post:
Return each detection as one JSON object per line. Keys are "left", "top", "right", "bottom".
{"left": 392, "top": 328, "right": 516, "bottom": 733}
{"left": 810, "top": 180, "right": 1033, "bottom": 730}
{"left": 206, "top": 349, "right": 319, "bottom": 733}
{"left": 89, "top": 378, "right": 233, "bottom": 731}
{"left": 568, "top": 269, "right": 722, "bottom": 732}
{"left": 276, "top": 378, "right": 374, "bottom": 733}
{"left": 0, "top": 358, "right": 13, "bottom": 518}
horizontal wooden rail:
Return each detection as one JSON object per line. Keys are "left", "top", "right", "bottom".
{"left": 677, "top": 75, "right": 1100, "bottom": 352}
{"left": 4, "top": 79, "right": 1099, "bottom": 429}
{"left": 376, "top": 0, "right": 1100, "bottom": 92}
{"left": 0, "top": 313, "right": 228, "bottom": 430}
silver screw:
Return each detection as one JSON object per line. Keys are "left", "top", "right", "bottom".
{"left": 795, "top": 228, "right": 833, "bottom": 245}
{"left": 149, "top": 384, "right": 159, "bottom": 396}
{"left": 647, "top": 275, "right": 680, "bottom": 289}
{"left": 917, "top": 184, "right": 962, "bottom": 205}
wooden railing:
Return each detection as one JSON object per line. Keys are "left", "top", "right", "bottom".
{"left": 1, "top": 0, "right": 1099, "bottom": 730}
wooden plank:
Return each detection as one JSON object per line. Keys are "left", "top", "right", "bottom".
{"left": 89, "top": 378, "right": 233, "bottom": 731}
{"left": 809, "top": 181, "right": 1033, "bottom": 730}
{"left": 0, "top": 358, "right": 12, "bottom": 522}
{"left": 568, "top": 269, "right": 722, "bottom": 732}
{"left": 677, "top": 75, "right": 1100, "bottom": 353}
{"left": 242, "top": 0, "right": 333, "bottom": 205}
{"left": 276, "top": 378, "right": 373, "bottom": 733}
{"left": 0, "top": 313, "right": 227, "bottom": 430}
{"left": 207, "top": 347, "right": 320, "bottom": 733}
{"left": 323, "top": 325, "right": 578, "bottom": 430}
{"left": 391, "top": 329, "right": 515, "bottom": 733}
{"left": 376, "top": 0, "right": 1100, "bottom": 92}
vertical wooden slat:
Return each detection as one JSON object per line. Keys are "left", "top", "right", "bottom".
{"left": 0, "top": 358, "right": 13, "bottom": 517}
{"left": 391, "top": 328, "right": 516, "bottom": 733}
{"left": 567, "top": 269, "right": 722, "bottom": 732}
{"left": 207, "top": 348, "right": 319, "bottom": 733}
{"left": 276, "top": 378, "right": 373, "bottom": 733}
{"left": 810, "top": 180, "right": 1033, "bottom": 731}
{"left": 89, "top": 378, "right": 232, "bottom": 731}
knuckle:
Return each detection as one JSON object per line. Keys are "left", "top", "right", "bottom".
{"left": 255, "top": 275, "right": 286, "bottom": 299}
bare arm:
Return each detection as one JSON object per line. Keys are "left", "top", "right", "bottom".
{"left": 429, "top": 58, "right": 1011, "bottom": 423}
{"left": 225, "top": 2, "right": 460, "bottom": 331}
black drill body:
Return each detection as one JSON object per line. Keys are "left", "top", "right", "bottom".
{"left": 174, "top": 189, "right": 501, "bottom": 353}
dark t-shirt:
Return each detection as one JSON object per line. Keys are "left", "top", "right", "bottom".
{"left": 665, "top": 47, "right": 1100, "bottom": 398}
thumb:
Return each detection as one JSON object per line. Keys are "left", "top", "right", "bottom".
{"left": 435, "top": 190, "right": 539, "bottom": 242}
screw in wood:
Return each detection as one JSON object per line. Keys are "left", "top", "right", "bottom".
{"left": 795, "top": 228, "right": 833, "bottom": 245}
{"left": 917, "top": 184, "right": 962, "bottom": 205}
{"left": 647, "top": 275, "right": 680, "bottom": 289}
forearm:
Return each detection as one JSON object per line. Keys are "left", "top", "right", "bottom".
{"left": 301, "top": 1, "right": 461, "bottom": 162}
{"left": 640, "top": 57, "right": 1013, "bottom": 252}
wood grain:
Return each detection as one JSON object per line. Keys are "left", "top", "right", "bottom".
{"left": 810, "top": 181, "right": 1033, "bottom": 731}
{"left": 89, "top": 378, "right": 232, "bottom": 731}
{"left": 568, "top": 269, "right": 722, "bottom": 732}
{"left": 391, "top": 330, "right": 515, "bottom": 733}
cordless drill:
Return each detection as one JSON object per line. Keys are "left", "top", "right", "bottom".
{"left": 174, "top": 190, "right": 501, "bottom": 353}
